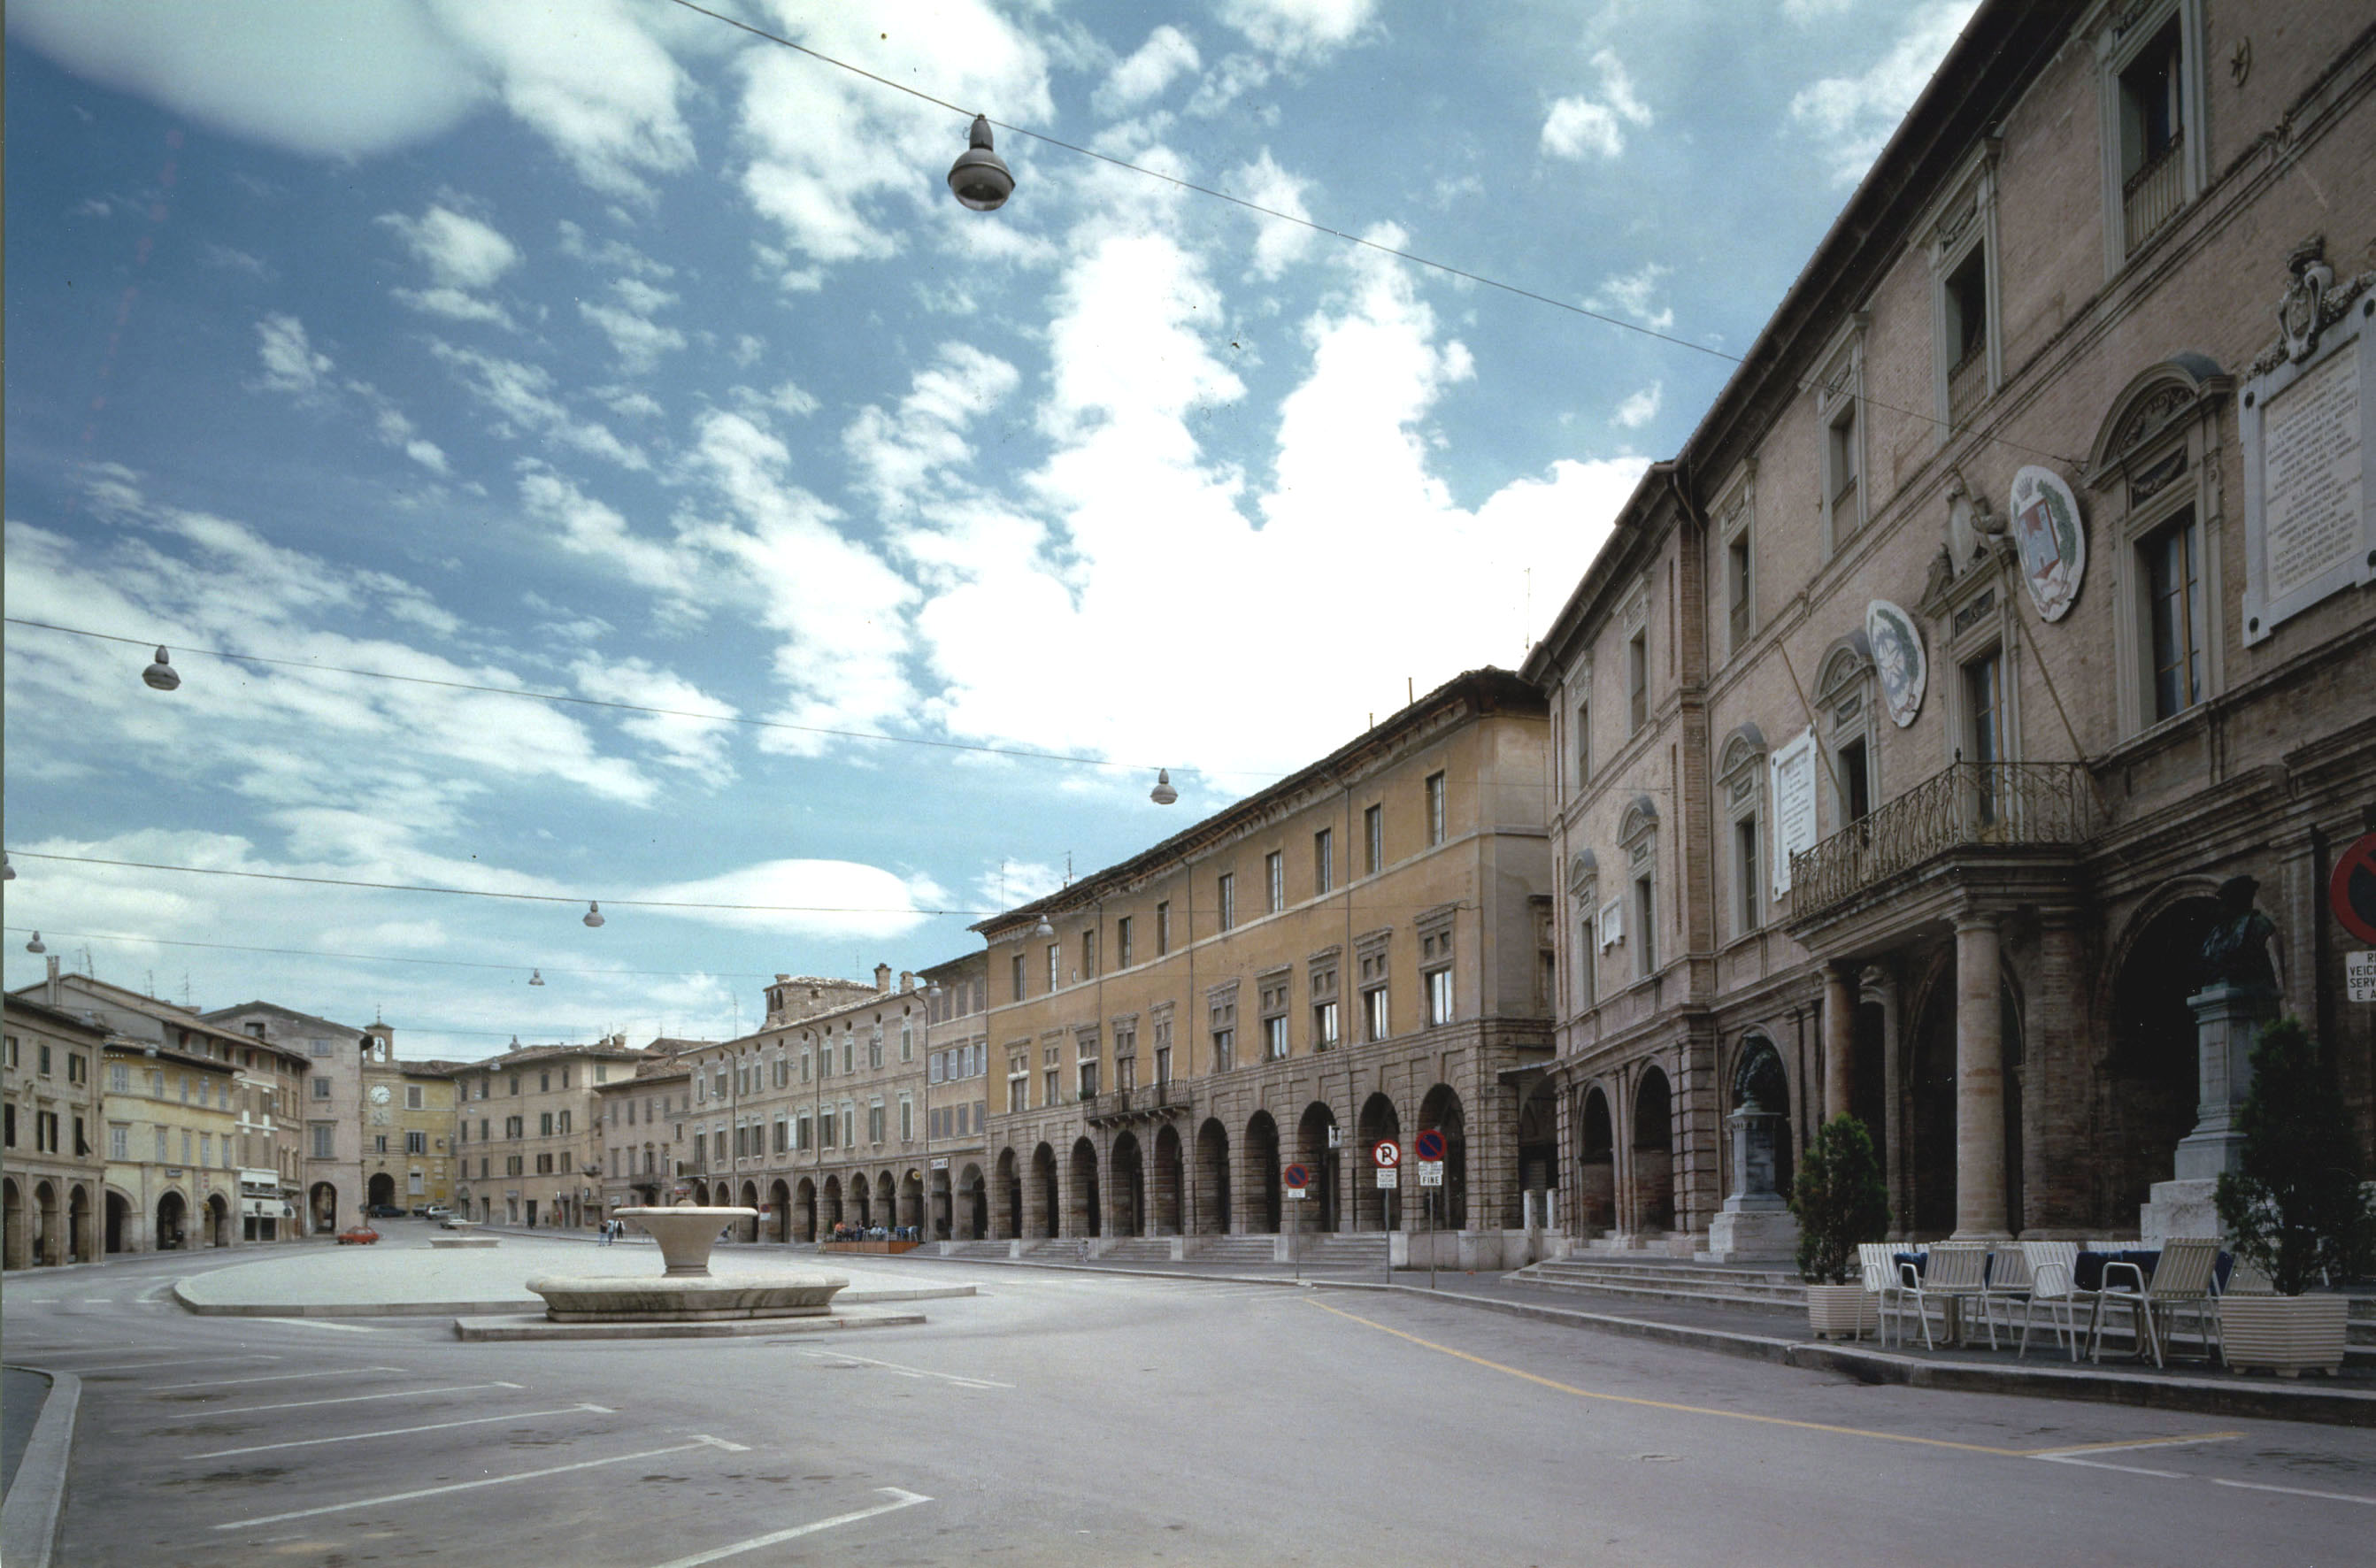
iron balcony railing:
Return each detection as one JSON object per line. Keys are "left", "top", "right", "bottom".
{"left": 1084, "top": 1081, "right": 1192, "bottom": 1123}
{"left": 1788, "top": 760, "right": 2095, "bottom": 918}
{"left": 2123, "top": 133, "right": 2185, "bottom": 254}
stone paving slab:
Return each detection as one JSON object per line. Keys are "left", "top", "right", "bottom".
{"left": 172, "top": 1234, "right": 972, "bottom": 1317}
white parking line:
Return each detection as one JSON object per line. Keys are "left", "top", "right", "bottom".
{"left": 2037, "top": 1454, "right": 2376, "bottom": 1506}
{"left": 88, "top": 1355, "right": 282, "bottom": 1375}
{"left": 149, "top": 1367, "right": 409, "bottom": 1392}
{"left": 4, "top": 1344, "right": 211, "bottom": 1363}
{"left": 189, "top": 1403, "right": 619, "bottom": 1458}
{"left": 251, "top": 1318, "right": 384, "bottom": 1333}
{"left": 796, "top": 1349, "right": 1010, "bottom": 1389}
{"left": 2026, "top": 1434, "right": 2238, "bottom": 1460}
{"left": 165, "top": 1381, "right": 523, "bottom": 1418}
{"left": 646, "top": 1487, "right": 933, "bottom": 1568}
{"left": 211, "top": 1436, "right": 747, "bottom": 1530}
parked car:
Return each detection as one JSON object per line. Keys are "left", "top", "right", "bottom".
{"left": 423, "top": 1204, "right": 452, "bottom": 1219}
{"left": 440, "top": 1215, "right": 475, "bottom": 1230}
{"left": 365, "top": 1203, "right": 406, "bottom": 1218}
{"left": 336, "top": 1226, "right": 380, "bottom": 1245}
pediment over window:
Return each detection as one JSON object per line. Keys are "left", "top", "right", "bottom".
{"left": 1618, "top": 795, "right": 1658, "bottom": 845}
{"left": 2085, "top": 352, "right": 2230, "bottom": 487}
{"left": 1814, "top": 632, "right": 1872, "bottom": 704}
{"left": 1566, "top": 850, "right": 1599, "bottom": 895}
{"left": 1718, "top": 724, "right": 1768, "bottom": 781}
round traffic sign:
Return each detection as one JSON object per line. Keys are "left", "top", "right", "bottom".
{"left": 1413, "top": 1129, "right": 1447, "bottom": 1162}
{"left": 2332, "top": 833, "right": 2376, "bottom": 945}
{"left": 1372, "top": 1140, "right": 1401, "bottom": 1168}
{"left": 1281, "top": 1162, "right": 1311, "bottom": 1188}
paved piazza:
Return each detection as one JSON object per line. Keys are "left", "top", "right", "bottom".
{"left": 5, "top": 1233, "right": 2372, "bottom": 1567}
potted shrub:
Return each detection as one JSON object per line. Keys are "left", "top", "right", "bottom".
{"left": 2213, "top": 1016, "right": 2373, "bottom": 1377}
{"left": 1790, "top": 1114, "right": 1892, "bottom": 1341}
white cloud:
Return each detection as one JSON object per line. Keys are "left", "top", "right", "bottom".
{"left": 1783, "top": 0, "right": 1858, "bottom": 22}
{"left": 380, "top": 204, "right": 519, "bottom": 289}
{"left": 395, "top": 286, "right": 516, "bottom": 327}
{"left": 569, "top": 656, "right": 738, "bottom": 776}
{"left": 430, "top": 342, "right": 649, "bottom": 470}
{"left": 515, "top": 465, "right": 699, "bottom": 603}
{"left": 1231, "top": 150, "right": 1315, "bottom": 280}
{"left": 1097, "top": 25, "right": 1199, "bottom": 114}
{"left": 842, "top": 343, "right": 1021, "bottom": 511}
{"left": 580, "top": 297, "right": 687, "bottom": 373}
{"left": 254, "top": 313, "right": 332, "bottom": 397}
{"left": 634, "top": 860, "right": 943, "bottom": 940}
{"left": 1542, "top": 50, "right": 1653, "bottom": 162}
{"left": 1219, "top": 0, "right": 1373, "bottom": 62}
{"left": 1789, "top": 1, "right": 1978, "bottom": 184}
{"left": 1586, "top": 261, "right": 1675, "bottom": 332}
{"left": 1613, "top": 381, "right": 1663, "bottom": 428}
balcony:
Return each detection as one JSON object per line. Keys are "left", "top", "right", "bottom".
{"left": 2122, "top": 134, "right": 2185, "bottom": 255}
{"left": 1788, "top": 761, "right": 2095, "bottom": 920}
{"left": 1082, "top": 1081, "right": 1192, "bottom": 1126}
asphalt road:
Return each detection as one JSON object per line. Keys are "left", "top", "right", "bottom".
{"left": 5, "top": 1236, "right": 2373, "bottom": 1567}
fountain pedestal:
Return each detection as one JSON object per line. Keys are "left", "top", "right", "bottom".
{"left": 524, "top": 1205, "right": 849, "bottom": 1324}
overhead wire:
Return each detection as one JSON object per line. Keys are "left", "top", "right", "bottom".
{"left": 660, "top": 0, "right": 2092, "bottom": 470}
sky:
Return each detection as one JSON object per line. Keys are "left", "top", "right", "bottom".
{"left": 2, "top": 0, "right": 1978, "bottom": 1061}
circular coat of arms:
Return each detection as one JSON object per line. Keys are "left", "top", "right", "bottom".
{"left": 2007, "top": 465, "right": 2087, "bottom": 622}
{"left": 1865, "top": 599, "right": 1926, "bottom": 728}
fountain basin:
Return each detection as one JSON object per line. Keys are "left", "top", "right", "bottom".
{"left": 527, "top": 1272, "right": 848, "bottom": 1322}
{"left": 616, "top": 1203, "right": 754, "bottom": 1277}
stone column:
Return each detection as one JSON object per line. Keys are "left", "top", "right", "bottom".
{"left": 1952, "top": 911, "right": 2009, "bottom": 1239}
{"left": 2026, "top": 916, "right": 2089, "bottom": 1233}
{"left": 1823, "top": 964, "right": 1855, "bottom": 1122}
{"left": 1869, "top": 965, "right": 1908, "bottom": 1239}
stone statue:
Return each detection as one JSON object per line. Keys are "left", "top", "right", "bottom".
{"left": 2199, "top": 874, "right": 2280, "bottom": 991}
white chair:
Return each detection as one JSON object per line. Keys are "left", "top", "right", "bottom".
{"left": 1857, "top": 1242, "right": 1910, "bottom": 1347}
{"left": 1900, "top": 1241, "right": 1988, "bottom": 1349}
{"left": 2016, "top": 1241, "right": 2089, "bottom": 1361}
{"left": 2092, "top": 1237, "right": 2223, "bottom": 1367}
{"left": 1978, "top": 1242, "right": 2034, "bottom": 1346}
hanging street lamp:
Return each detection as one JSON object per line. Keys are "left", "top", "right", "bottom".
{"left": 947, "top": 114, "right": 1013, "bottom": 211}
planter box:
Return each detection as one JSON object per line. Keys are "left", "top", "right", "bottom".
{"left": 2220, "top": 1293, "right": 2349, "bottom": 1378}
{"left": 1806, "top": 1283, "right": 1878, "bottom": 1341}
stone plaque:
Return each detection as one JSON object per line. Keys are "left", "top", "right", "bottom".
{"left": 1769, "top": 728, "right": 1818, "bottom": 898}
{"left": 2261, "top": 347, "right": 2362, "bottom": 600}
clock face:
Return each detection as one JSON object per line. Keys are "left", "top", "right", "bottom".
{"left": 368, "top": 1085, "right": 392, "bottom": 1104}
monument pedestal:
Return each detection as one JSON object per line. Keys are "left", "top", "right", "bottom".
{"left": 2138, "top": 980, "right": 2279, "bottom": 1241}
{"left": 1708, "top": 1103, "right": 1796, "bottom": 1262}
{"left": 1707, "top": 1203, "right": 1799, "bottom": 1262}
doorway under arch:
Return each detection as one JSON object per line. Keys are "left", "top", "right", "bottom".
{"left": 821, "top": 1174, "right": 843, "bottom": 1231}
{"left": 958, "top": 1163, "right": 988, "bottom": 1240}
{"left": 69, "top": 1184, "right": 93, "bottom": 1263}
{"left": 769, "top": 1180, "right": 791, "bottom": 1242}
{"left": 1295, "top": 1103, "right": 1341, "bottom": 1234}
{"left": 1631, "top": 1067, "right": 1673, "bottom": 1233}
{"left": 1193, "top": 1119, "right": 1231, "bottom": 1235}
{"left": 996, "top": 1148, "right": 1022, "bottom": 1239}
{"left": 309, "top": 1181, "right": 339, "bottom": 1235}
{"left": 1030, "top": 1143, "right": 1059, "bottom": 1239}
{"left": 1576, "top": 1086, "right": 1616, "bottom": 1234}
{"left": 1516, "top": 1078, "right": 1557, "bottom": 1231}
{"left": 205, "top": 1192, "right": 232, "bottom": 1249}
{"left": 1245, "top": 1111, "right": 1281, "bottom": 1234}
{"left": 105, "top": 1188, "right": 131, "bottom": 1255}
{"left": 1151, "top": 1124, "right": 1185, "bottom": 1234}
{"left": 1068, "top": 1139, "right": 1102, "bottom": 1237}
{"left": 2105, "top": 893, "right": 2221, "bottom": 1226}
{"left": 1109, "top": 1131, "right": 1146, "bottom": 1237}
{"left": 34, "top": 1181, "right": 60, "bottom": 1266}
{"left": 156, "top": 1190, "right": 188, "bottom": 1251}
{"left": 2, "top": 1179, "right": 22, "bottom": 1270}
{"left": 1355, "top": 1093, "right": 1401, "bottom": 1232}
{"left": 1418, "top": 1084, "right": 1467, "bottom": 1231}
{"left": 899, "top": 1169, "right": 925, "bottom": 1232}
{"left": 795, "top": 1177, "right": 818, "bottom": 1241}
{"left": 366, "top": 1172, "right": 396, "bottom": 1211}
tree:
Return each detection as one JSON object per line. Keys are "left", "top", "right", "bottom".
{"left": 1790, "top": 1114, "right": 1891, "bottom": 1286}
{"left": 2213, "top": 1017, "right": 2374, "bottom": 1295}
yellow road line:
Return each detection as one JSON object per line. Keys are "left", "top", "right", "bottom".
{"left": 2022, "top": 1432, "right": 2242, "bottom": 1458}
{"left": 1305, "top": 1298, "right": 2234, "bottom": 1460}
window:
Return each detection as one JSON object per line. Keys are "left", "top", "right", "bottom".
{"left": 539, "top": 1072, "right": 550, "bottom": 1093}
{"left": 67, "top": 1052, "right": 85, "bottom": 1084}
{"left": 1155, "top": 901, "right": 1172, "bottom": 956}
{"left": 1421, "top": 927, "right": 1454, "bottom": 1026}
{"left": 505, "top": 1115, "right": 524, "bottom": 1139}
{"left": 539, "top": 1111, "right": 554, "bottom": 1136}
{"left": 1826, "top": 404, "right": 1859, "bottom": 522}
{"left": 843, "top": 1037, "right": 855, "bottom": 1074}
{"left": 1117, "top": 916, "right": 1134, "bottom": 969}
{"left": 1011, "top": 952, "right": 1027, "bottom": 1002}
{"left": 1627, "top": 631, "right": 1649, "bottom": 732}
{"left": 1313, "top": 999, "right": 1340, "bottom": 1050}
{"left": 1115, "top": 1026, "right": 1137, "bottom": 1092}
{"left": 111, "top": 1123, "right": 129, "bottom": 1160}
{"left": 405, "top": 1084, "right": 424, "bottom": 1111}
{"left": 1577, "top": 912, "right": 1598, "bottom": 1011}
{"left": 901, "top": 1018, "right": 913, "bottom": 1062}
{"left": 1965, "top": 649, "right": 2006, "bottom": 820}
{"left": 1008, "top": 1057, "right": 1029, "bottom": 1114}
{"left": 1043, "top": 1063, "right": 1061, "bottom": 1106}
{"left": 156, "top": 1126, "right": 167, "bottom": 1162}
{"left": 510, "top": 1074, "right": 521, "bottom": 1095}
{"left": 406, "top": 1130, "right": 427, "bottom": 1155}
{"left": 1634, "top": 874, "right": 1657, "bottom": 977}
{"left": 1046, "top": 944, "right": 1059, "bottom": 992}
{"left": 1265, "top": 851, "right": 1284, "bottom": 913}
{"left": 535, "top": 1152, "right": 552, "bottom": 1173}
{"left": 1424, "top": 772, "right": 1447, "bottom": 846}
{"left": 868, "top": 1103, "right": 885, "bottom": 1144}
{"left": 1735, "top": 817, "right": 1762, "bottom": 935}
{"left": 1726, "top": 533, "right": 1753, "bottom": 654}
{"left": 2111, "top": 15, "right": 2188, "bottom": 256}
{"left": 557, "top": 1110, "right": 571, "bottom": 1134}
{"left": 1358, "top": 943, "right": 1390, "bottom": 1041}
{"left": 39, "top": 1043, "right": 53, "bottom": 1077}
{"left": 1078, "top": 1054, "right": 1100, "bottom": 1099}
{"left": 1080, "top": 928, "right": 1097, "bottom": 981}
{"left": 1313, "top": 828, "right": 1334, "bottom": 895}
{"left": 505, "top": 1155, "right": 523, "bottom": 1176}
{"left": 2143, "top": 513, "right": 2203, "bottom": 722}
{"left": 1364, "top": 804, "right": 1383, "bottom": 875}
{"left": 1259, "top": 976, "right": 1289, "bottom": 1060}
{"left": 373, "top": 1134, "right": 388, "bottom": 1155}
{"left": 868, "top": 1032, "right": 883, "bottom": 1070}
{"left": 1210, "top": 989, "right": 1237, "bottom": 1072}
{"left": 1837, "top": 736, "right": 1872, "bottom": 826}
{"left": 1153, "top": 1017, "right": 1173, "bottom": 1086}
{"left": 1362, "top": 984, "right": 1389, "bottom": 1043}
{"left": 1942, "top": 244, "right": 1988, "bottom": 399}
{"left": 109, "top": 1062, "right": 130, "bottom": 1093}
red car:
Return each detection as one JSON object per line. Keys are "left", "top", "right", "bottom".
{"left": 336, "top": 1226, "right": 381, "bottom": 1245}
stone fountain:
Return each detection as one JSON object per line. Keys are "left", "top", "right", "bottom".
{"left": 525, "top": 1204, "right": 850, "bottom": 1324}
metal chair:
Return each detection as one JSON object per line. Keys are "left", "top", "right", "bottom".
{"left": 1857, "top": 1242, "right": 1910, "bottom": 1347}
{"left": 1901, "top": 1241, "right": 1988, "bottom": 1349}
{"left": 2016, "top": 1241, "right": 2090, "bottom": 1361}
{"left": 1977, "top": 1241, "right": 2034, "bottom": 1346}
{"left": 2091, "top": 1237, "right": 2223, "bottom": 1367}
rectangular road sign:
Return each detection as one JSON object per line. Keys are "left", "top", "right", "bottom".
{"left": 1375, "top": 1167, "right": 1399, "bottom": 1189}
{"left": 2350, "top": 950, "right": 2376, "bottom": 1002}
{"left": 1286, "top": 1187, "right": 1307, "bottom": 1201}
{"left": 1417, "top": 1161, "right": 1444, "bottom": 1187}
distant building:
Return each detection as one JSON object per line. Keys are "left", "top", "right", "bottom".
{"left": 594, "top": 1046, "right": 699, "bottom": 1217}
{"left": 1522, "top": 0, "right": 2376, "bottom": 1254}
{"left": 3, "top": 983, "right": 110, "bottom": 1266}
{"left": 450, "top": 1036, "right": 643, "bottom": 1227}
{"left": 204, "top": 999, "right": 370, "bottom": 1234}
{"left": 918, "top": 952, "right": 992, "bottom": 1239}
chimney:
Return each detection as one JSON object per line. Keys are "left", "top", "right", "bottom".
{"left": 873, "top": 963, "right": 892, "bottom": 994}
{"left": 899, "top": 970, "right": 914, "bottom": 993}
{"left": 45, "top": 954, "right": 61, "bottom": 1005}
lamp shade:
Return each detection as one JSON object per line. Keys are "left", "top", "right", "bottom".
{"left": 947, "top": 114, "right": 1014, "bottom": 211}
{"left": 143, "top": 646, "right": 181, "bottom": 691}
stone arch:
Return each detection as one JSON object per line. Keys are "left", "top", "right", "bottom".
{"left": 876, "top": 1171, "right": 897, "bottom": 1231}
{"left": 156, "top": 1188, "right": 188, "bottom": 1251}
{"left": 1295, "top": 1101, "right": 1342, "bottom": 1234}
{"left": 929, "top": 1164, "right": 953, "bottom": 1241}
{"left": 205, "top": 1192, "right": 232, "bottom": 1249}
{"left": 69, "top": 1183, "right": 93, "bottom": 1263}
{"left": 1355, "top": 1092, "right": 1401, "bottom": 1232}
{"left": 1566, "top": 849, "right": 1600, "bottom": 896}
{"left": 768, "top": 1179, "right": 792, "bottom": 1242}
{"left": 1193, "top": 1118, "right": 1231, "bottom": 1235}
{"left": 1815, "top": 631, "right": 1874, "bottom": 701}
{"left": 1151, "top": 1123, "right": 1185, "bottom": 1236}
{"left": 1245, "top": 1110, "right": 1282, "bottom": 1234}
{"left": 1516, "top": 1077, "right": 1558, "bottom": 1230}
{"left": 2085, "top": 352, "right": 2229, "bottom": 480}
{"left": 1575, "top": 1083, "right": 1616, "bottom": 1234}
{"left": 958, "top": 1163, "right": 988, "bottom": 1241}
{"left": 366, "top": 1171, "right": 397, "bottom": 1210}
{"left": 308, "top": 1181, "right": 340, "bottom": 1235}
{"left": 1417, "top": 1084, "right": 1468, "bottom": 1230}
{"left": 1725, "top": 1032, "right": 1794, "bottom": 1206}
{"left": 2103, "top": 883, "right": 2224, "bottom": 1226}
{"left": 821, "top": 1173, "right": 844, "bottom": 1231}
{"left": 794, "top": 1177, "right": 818, "bottom": 1242}
{"left": 900, "top": 1168, "right": 925, "bottom": 1233}
{"left": 1109, "top": 1130, "right": 1146, "bottom": 1237}
{"left": 1718, "top": 723, "right": 1769, "bottom": 781}
{"left": 1030, "top": 1142, "right": 1059, "bottom": 1239}
{"left": 105, "top": 1186, "right": 133, "bottom": 1255}
{"left": 1630, "top": 1065, "right": 1673, "bottom": 1233}
{"left": 34, "top": 1180, "right": 61, "bottom": 1266}
{"left": 738, "top": 1180, "right": 762, "bottom": 1241}
{"left": 1618, "top": 794, "right": 1659, "bottom": 845}
{"left": 2, "top": 1178, "right": 22, "bottom": 1270}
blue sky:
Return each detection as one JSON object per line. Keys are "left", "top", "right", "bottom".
{"left": 2, "top": 0, "right": 1975, "bottom": 1059}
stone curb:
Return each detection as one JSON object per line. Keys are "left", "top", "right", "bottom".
{"left": 168, "top": 1279, "right": 975, "bottom": 1318}
{"left": 896, "top": 1252, "right": 2376, "bottom": 1428}
{"left": 0, "top": 1367, "right": 79, "bottom": 1568}
{"left": 450, "top": 1308, "right": 927, "bottom": 1341}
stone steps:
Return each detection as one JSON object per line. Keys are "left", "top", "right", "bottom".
{"left": 1098, "top": 1237, "right": 1179, "bottom": 1262}
{"left": 1188, "top": 1235, "right": 1281, "bottom": 1264}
